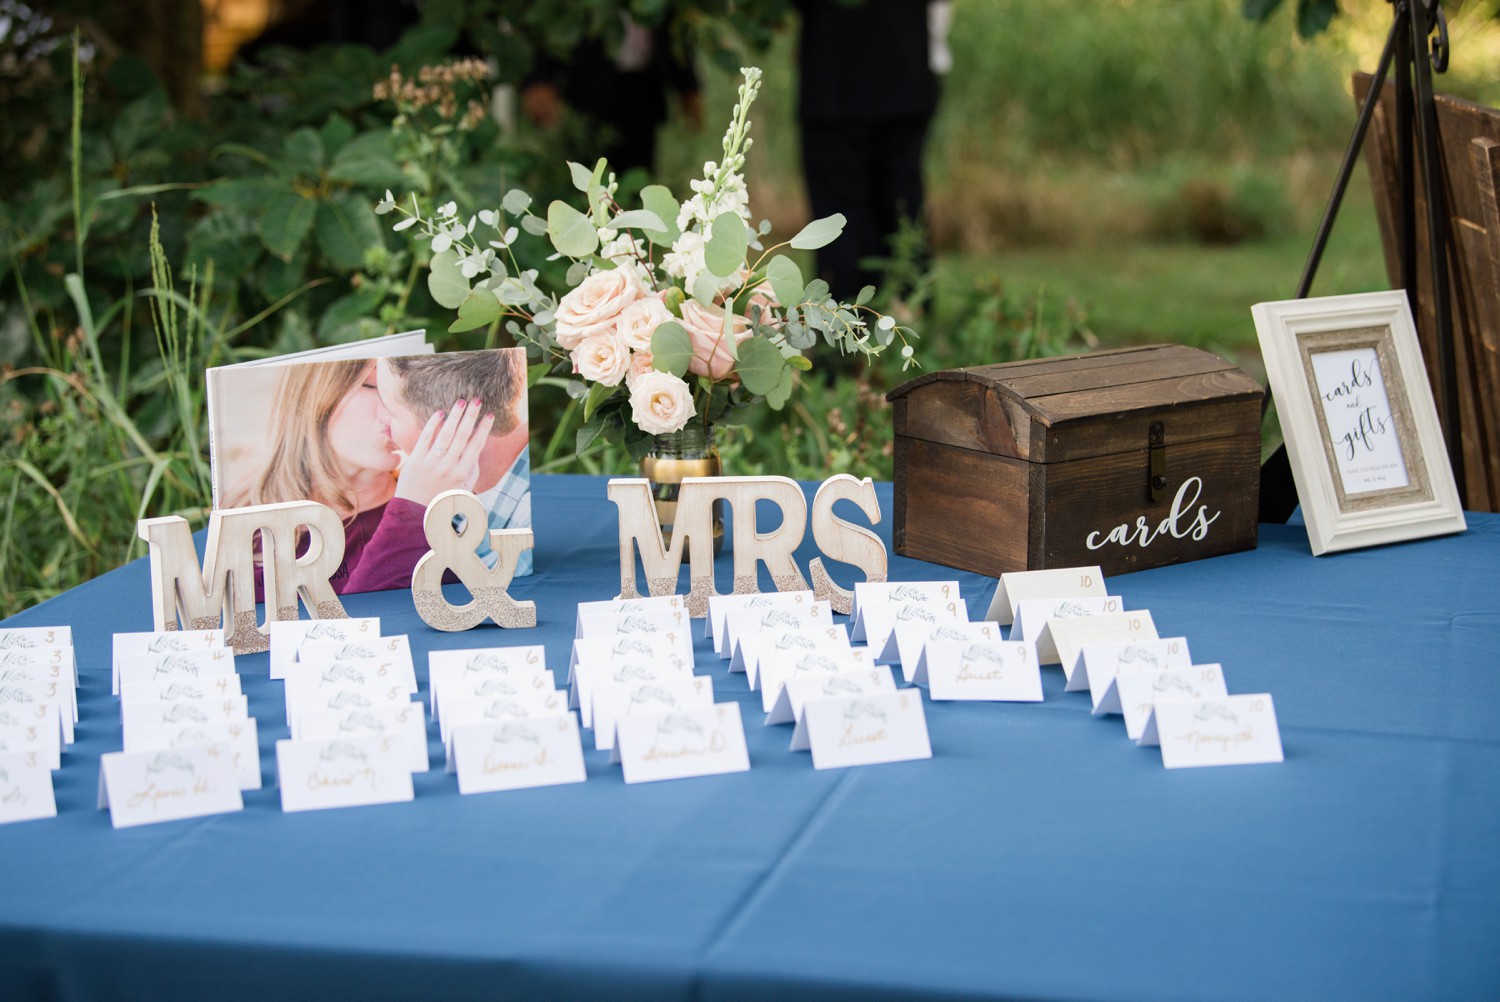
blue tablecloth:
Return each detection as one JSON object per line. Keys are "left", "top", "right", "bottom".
{"left": 2, "top": 475, "right": 1497, "bottom": 1001}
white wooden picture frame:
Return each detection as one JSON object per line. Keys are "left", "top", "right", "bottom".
{"left": 1252, "top": 290, "right": 1466, "bottom": 555}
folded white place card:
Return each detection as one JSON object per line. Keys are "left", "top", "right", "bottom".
{"left": 99, "top": 743, "right": 243, "bottom": 828}
{"left": 0, "top": 701, "right": 61, "bottom": 757}
{"left": 299, "top": 634, "right": 415, "bottom": 689}
{"left": 859, "top": 598, "right": 966, "bottom": 661}
{"left": 888, "top": 620, "right": 999, "bottom": 682}
{"left": 0, "top": 659, "right": 77, "bottom": 726}
{"left": 438, "top": 671, "right": 558, "bottom": 733}
{"left": 983, "top": 566, "right": 1106, "bottom": 626}
{"left": 112, "top": 629, "right": 225, "bottom": 693}
{"left": 1118, "top": 664, "right": 1229, "bottom": 741}
{"left": 276, "top": 736, "right": 414, "bottom": 813}
{"left": 732, "top": 624, "right": 851, "bottom": 689}
{"left": 123, "top": 718, "right": 262, "bottom": 790}
{"left": 451, "top": 715, "right": 587, "bottom": 795}
{"left": 1010, "top": 596, "right": 1122, "bottom": 664}
{"left": 706, "top": 591, "right": 814, "bottom": 654}
{"left": 0, "top": 720, "right": 61, "bottom": 771}
{"left": 791, "top": 691, "right": 932, "bottom": 770}
{"left": 440, "top": 686, "right": 568, "bottom": 747}
{"left": 285, "top": 685, "right": 413, "bottom": 737}
{"left": 592, "top": 676, "right": 714, "bottom": 751}
{"left": 298, "top": 702, "right": 429, "bottom": 774}
{"left": 283, "top": 658, "right": 418, "bottom": 705}
{"left": 769, "top": 665, "right": 896, "bottom": 726}
{"left": 917, "top": 639, "right": 1042, "bottom": 702}
{"left": 568, "top": 630, "right": 692, "bottom": 680}
{"left": 576, "top": 594, "right": 686, "bottom": 636}
{"left": 1085, "top": 638, "right": 1192, "bottom": 712}
{"left": 851, "top": 581, "right": 962, "bottom": 637}
{"left": 0, "top": 628, "right": 76, "bottom": 688}
{"left": 121, "top": 675, "right": 243, "bottom": 707}
{"left": 1052, "top": 611, "right": 1158, "bottom": 681}
{"left": 576, "top": 608, "right": 690, "bottom": 643}
{"left": 1139, "top": 693, "right": 1284, "bottom": 768}
{"left": 759, "top": 646, "right": 875, "bottom": 715}
{"left": 722, "top": 601, "right": 833, "bottom": 667}
{"left": 1, "top": 682, "right": 75, "bottom": 744}
{"left": 429, "top": 645, "right": 549, "bottom": 716}
{"left": 117, "top": 648, "right": 236, "bottom": 697}
{"left": 571, "top": 658, "right": 692, "bottom": 728}
{"left": 121, "top": 695, "right": 250, "bottom": 745}
{"left": 612, "top": 703, "right": 751, "bottom": 784}
{"left": 0, "top": 750, "right": 57, "bottom": 824}
{"left": 268, "top": 618, "right": 379, "bottom": 681}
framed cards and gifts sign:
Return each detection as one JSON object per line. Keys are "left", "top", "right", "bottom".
{"left": 1253, "top": 291, "right": 1466, "bottom": 555}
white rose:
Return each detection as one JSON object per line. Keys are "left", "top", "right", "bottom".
{"left": 629, "top": 370, "right": 697, "bottom": 436}
{"left": 572, "top": 330, "right": 631, "bottom": 387}
{"left": 615, "top": 296, "right": 674, "bottom": 353}
{"left": 554, "top": 266, "right": 647, "bottom": 350}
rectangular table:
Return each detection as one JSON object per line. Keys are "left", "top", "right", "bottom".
{"left": 2, "top": 475, "right": 1497, "bottom": 1000}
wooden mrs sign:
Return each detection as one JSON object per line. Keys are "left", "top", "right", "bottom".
{"left": 609, "top": 474, "right": 889, "bottom": 617}
{"left": 137, "top": 501, "right": 349, "bottom": 655}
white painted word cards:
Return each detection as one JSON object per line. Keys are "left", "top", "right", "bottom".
{"left": 1052, "top": 610, "right": 1158, "bottom": 683}
{"left": 268, "top": 617, "right": 379, "bottom": 680}
{"left": 276, "top": 736, "right": 413, "bottom": 812}
{"left": 984, "top": 565, "right": 1106, "bottom": 626}
{"left": 112, "top": 629, "right": 224, "bottom": 693}
{"left": 99, "top": 743, "right": 243, "bottom": 828}
{"left": 0, "top": 750, "right": 57, "bottom": 825}
{"left": 450, "top": 715, "right": 587, "bottom": 794}
{"left": 1085, "top": 638, "right": 1192, "bottom": 711}
{"left": 917, "top": 639, "right": 1042, "bottom": 702}
{"left": 611, "top": 704, "right": 751, "bottom": 784}
{"left": 791, "top": 690, "right": 932, "bottom": 770}
{"left": 707, "top": 590, "right": 814, "bottom": 655}
{"left": 1010, "top": 596, "right": 1122, "bottom": 665}
{"left": 1138, "top": 693, "right": 1284, "bottom": 768}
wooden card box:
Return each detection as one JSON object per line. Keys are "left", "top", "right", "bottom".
{"left": 888, "top": 345, "right": 1264, "bottom": 578}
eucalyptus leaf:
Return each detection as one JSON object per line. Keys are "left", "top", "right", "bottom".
{"left": 547, "top": 200, "right": 599, "bottom": 258}
{"left": 494, "top": 277, "right": 530, "bottom": 305}
{"left": 649, "top": 321, "right": 693, "bottom": 377}
{"left": 766, "top": 254, "right": 804, "bottom": 308}
{"left": 856, "top": 285, "right": 876, "bottom": 307}
{"left": 567, "top": 160, "right": 593, "bottom": 193}
{"left": 427, "top": 248, "right": 470, "bottom": 309}
{"left": 789, "top": 212, "right": 846, "bottom": 250}
{"left": 734, "top": 336, "right": 785, "bottom": 396}
{"left": 788, "top": 354, "right": 813, "bottom": 371}
{"left": 765, "top": 366, "right": 795, "bottom": 410}
{"left": 704, "top": 211, "right": 749, "bottom": 278}
{"left": 521, "top": 215, "right": 548, "bottom": 236}
{"left": 639, "top": 185, "right": 680, "bottom": 244}
{"left": 877, "top": 314, "right": 896, "bottom": 330}
{"left": 690, "top": 271, "right": 720, "bottom": 306}
{"left": 610, "top": 209, "right": 668, "bottom": 231}
{"left": 804, "top": 278, "right": 830, "bottom": 303}
{"left": 565, "top": 261, "right": 591, "bottom": 286}
{"left": 448, "top": 287, "right": 502, "bottom": 333}
{"left": 502, "top": 189, "right": 532, "bottom": 215}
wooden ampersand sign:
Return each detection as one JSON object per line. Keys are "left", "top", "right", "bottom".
{"left": 411, "top": 489, "right": 536, "bottom": 631}
{"left": 137, "top": 501, "right": 350, "bottom": 654}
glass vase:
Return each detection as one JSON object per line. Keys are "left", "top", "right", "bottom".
{"left": 640, "top": 422, "right": 725, "bottom": 555}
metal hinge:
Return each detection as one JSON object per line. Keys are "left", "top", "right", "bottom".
{"left": 1149, "top": 421, "right": 1167, "bottom": 502}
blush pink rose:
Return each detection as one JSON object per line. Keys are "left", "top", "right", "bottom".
{"left": 615, "top": 295, "right": 674, "bottom": 352}
{"left": 678, "top": 298, "right": 753, "bottom": 380}
{"left": 625, "top": 350, "right": 656, "bottom": 388}
{"left": 554, "top": 266, "right": 647, "bottom": 350}
{"left": 571, "top": 330, "right": 630, "bottom": 387}
{"left": 744, "top": 281, "right": 779, "bottom": 323}
{"left": 629, "top": 370, "right": 696, "bottom": 435}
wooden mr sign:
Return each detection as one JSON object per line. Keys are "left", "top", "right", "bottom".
{"left": 609, "top": 474, "right": 888, "bottom": 617}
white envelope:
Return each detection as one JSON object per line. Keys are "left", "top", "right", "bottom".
{"left": 275, "top": 736, "right": 414, "bottom": 813}
{"left": 706, "top": 591, "right": 814, "bottom": 653}
{"left": 732, "top": 624, "right": 851, "bottom": 689}
{"left": 440, "top": 686, "right": 569, "bottom": 747}
{"left": 1119, "top": 664, "right": 1229, "bottom": 741}
{"left": 891, "top": 620, "right": 999, "bottom": 683}
{"left": 99, "top": 743, "right": 243, "bottom": 828}
{"left": 298, "top": 702, "right": 430, "bottom": 774}
{"left": 770, "top": 665, "right": 897, "bottom": 726}
{"left": 612, "top": 703, "right": 751, "bottom": 784}
{"left": 1085, "top": 638, "right": 1192, "bottom": 712}
{"left": 917, "top": 639, "right": 1042, "bottom": 702}
{"left": 576, "top": 595, "right": 686, "bottom": 636}
{"left": 0, "top": 720, "right": 61, "bottom": 771}
{"left": 112, "top": 629, "right": 226, "bottom": 693}
{"left": 1051, "top": 611, "right": 1158, "bottom": 682}
{"left": 983, "top": 566, "right": 1106, "bottom": 626}
{"left": 1139, "top": 693, "right": 1284, "bottom": 768}
{"left": 571, "top": 658, "right": 694, "bottom": 728}
{"left": 591, "top": 676, "right": 714, "bottom": 751}
{"left": 267, "top": 618, "right": 379, "bottom": 680}
{"left": 0, "top": 750, "right": 57, "bottom": 824}
{"left": 1010, "top": 596, "right": 1122, "bottom": 663}
{"left": 721, "top": 602, "right": 832, "bottom": 666}
{"left": 851, "top": 581, "right": 962, "bottom": 636}
{"left": 451, "top": 715, "right": 587, "bottom": 795}
{"left": 791, "top": 690, "right": 932, "bottom": 770}
{"left": 759, "top": 645, "right": 875, "bottom": 716}
{"left": 122, "top": 696, "right": 249, "bottom": 745}
{"left": 123, "top": 718, "right": 262, "bottom": 790}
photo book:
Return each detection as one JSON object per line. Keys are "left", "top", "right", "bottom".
{"left": 206, "top": 331, "right": 532, "bottom": 594}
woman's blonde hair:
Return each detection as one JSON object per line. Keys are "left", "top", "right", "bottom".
{"left": 224, "top": 359, "right": 371, "bottom": 516}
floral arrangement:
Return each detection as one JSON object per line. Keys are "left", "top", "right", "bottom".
{"left": 378, "top": 67, "right": 917, "bottom": 455}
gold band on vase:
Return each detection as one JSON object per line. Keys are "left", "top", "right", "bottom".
{"left": 640, "top": 455, "right": 721, "bottom": 484}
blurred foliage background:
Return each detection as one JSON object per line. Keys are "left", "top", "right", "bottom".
{"left": 1, "top": 0, "right": 1499, "bottom": 614}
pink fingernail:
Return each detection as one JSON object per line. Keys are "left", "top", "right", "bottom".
{"left": 454, "top": 399, "right": 466, "bottom": 410}
{"left": 471, "top": 397, "right": 481, "bottom": 407}
{"left": 436, "top": 409, "right": 445, "bottom": 419}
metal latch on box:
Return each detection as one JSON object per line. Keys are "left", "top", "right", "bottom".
{"left": 1149, "top": 421, "right": 1167, "bottom": 501}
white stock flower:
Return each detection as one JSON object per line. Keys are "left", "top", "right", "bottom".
{"left": 615, "top": 296, "right": 674, "bottom": 352}
{"left": 629, "top": 370, "right": 696, "bottom": 435}
{"left": 571, "top": 330, "right": 630, "bottom": 387}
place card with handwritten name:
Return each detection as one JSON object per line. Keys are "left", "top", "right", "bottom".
{"left": 707, "top": 591, "right": 814, "bottom": 655}
{"left": 759, "top": 646, "right": 875, "bottom": 716}
{"left": 770, "top": 665, "right": 896, "bottom": 726}
{"left": 121, "top": 695, "right": 249, "bottom": 745}
{"left": 576, "top": 594, "right": 686, "bottom": 636}
{"left": 850, "top": 581, "right": 962, "bottom": 639}
{"left": 887, "top": 620, "right": 999, "bottom": 682}
{"left": 0, "top": 701, "right": 61, "bottom": 757}
{"left": 438, "top": 671, "right": 558, "bottom": 737}
{"left": 276, "top": 735, "right": 414, "bottom": 812}
{"left": 792, "top": 690, "right": 932, "bottom": 770}
{"left": 1010, "top": 596, "right": 1123, "bottom": 664}
{"left": 268, "top": 617, "right": 380, "bottom": 681}
{"left": 451, "top": 715, "right": 587, "bottom": 794}
{"left": 733, "top": 624, "right": 851, "bottom": 690}
{"left": 983, "top": 566, "right": 1106, "bottom": 626}
{"left": 299, "top": 635, "right": 416, "bottom": 692}
{"left": 112, "top": 629, "right": 225, "bottom": 694}
{"left": 285, "top": 684, "right": 413, "bottom": 737}
{"left": 440, "top": 686, "right": 568, "bottom": 748}
{"left": 429, "top": 645, "right": 548, "bottom": 715}
{"left": 723, "top": 601, "right": 834, "bottom": 669}
{"left": 121, "top": 675, "right": 243, "bottom": 708}
{"left": 123, "top": 718, "right": 262, "bottom": 789}
{"left": 117, "top": 648, "right": 236, "bottom": 698}
{"left": 0, "top": 720, "right": 60, "bottom": 771}
{"left": 592, "top": 676, "right": 714, "bottom": 751}
{"left": 0, "top": 750, "right": 56, "bottom": 824}
{"left": 1085, "top": 638, "right": 1192, "bottom": 712}
{"left": 611, "top": 703, "right": 751, "bottom": 784}
{"left": 99, "top": 742, "right": 243, "bottom": 828}
{"left": 1139, "top": 693, "right": 1284, "bottom": 768}
{"left": 0, "top": 659, "right": 78, "bottom": 728}
{"left": 298, "top": 703, "right": 429, "bottom": 773}
{"left": 1117, "top": 664, "right": 1228, "bottom": 741}
{"left": 568, "top": 630, "right": 692, "bottom": 681}
{"left": 1, "top": 682, "right": 76, "bottom": 744}
{"left": 917, "top": 639, "right": 1042, "bottom": 701}
{"left": 572, "top": 658, "right": 692, "bottom": 729}
{"left": 1051, "top": 610, "right": 1158, "bottom": 679}
{"left": 857, "top": 598, "right": 966, "bottom": 661}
